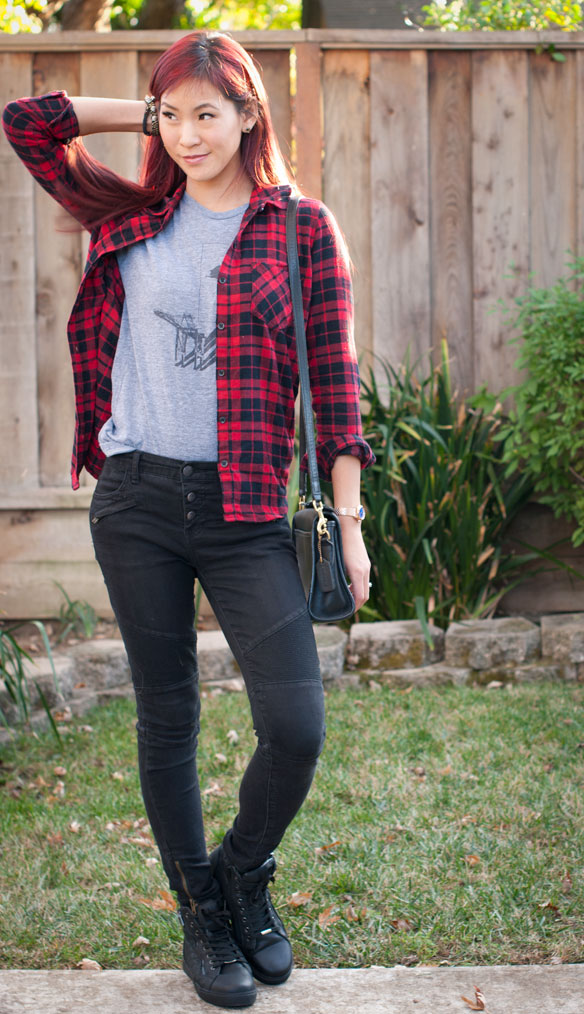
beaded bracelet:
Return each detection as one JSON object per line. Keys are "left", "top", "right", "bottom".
{"left": 142, "top": 94, "right": 159, "bottom": 137}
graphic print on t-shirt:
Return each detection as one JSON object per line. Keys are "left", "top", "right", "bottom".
{"left": 153, "top": 265, "right": 220, "bottom": 371}
{"left": 153, "top": 310, "right": 217, "bottom": 370}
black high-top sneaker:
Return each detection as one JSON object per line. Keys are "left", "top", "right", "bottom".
{"left": 210, "top": 845, "right": 293, "bottom": 985}
{"left": 179, "top": 896, "right": 256, "bottom": 1008}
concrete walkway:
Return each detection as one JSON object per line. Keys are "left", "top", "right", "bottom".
{"left": 1, "top": 965, "right": 583, "bottom": 1014}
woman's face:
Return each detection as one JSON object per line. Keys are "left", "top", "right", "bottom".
{"left": 159, "top": 78, "right": 255, "bottom": 203}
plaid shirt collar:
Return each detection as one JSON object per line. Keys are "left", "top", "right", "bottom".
{"left": 87, "top": 182, "right": 291, "bottom": 272}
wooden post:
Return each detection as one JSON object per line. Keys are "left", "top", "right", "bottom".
{"left": 295, "top": 41, "right": 322, "bottom": 199}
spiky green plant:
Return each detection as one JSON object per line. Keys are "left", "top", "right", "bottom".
{"left": 359, "top": 343, "right": 537, "bottom": 629}
{"left": 0, "top": 621, "right": 61, "bottom": 739}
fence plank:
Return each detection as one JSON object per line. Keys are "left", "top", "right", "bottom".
{"left": 253, "top": 49, "right": 292, "bottom": 168}
{"left": 322, "top": 49, "right": 372, "bottom": 367}
{"left": 138, "top": 49, "right": 164, "bottom": 100}
{"left": 80, "top": 50, "right": 140, "bottom": 180}
{"left": 370, "top": 50, "right": 431, "bottom": 370}
{"left": 0, "top": 53, "right": 38, "bottom": 489}
{"left": 471, "top": 50, "right": 529, "bottom": 394}
{"left": 0, "top": 509, "right": 112, "bottom": 618}
{"left": 33, "top": 53, "right": 82, "bottom": 488}
{"left": 530, "top": 52, "right": 577, "bottom": 288}
{"left": 428, "top": 51, "right": 473, "bottom": 395}
{"left": 295, "top": 42, "right": 322, "bottom": 199}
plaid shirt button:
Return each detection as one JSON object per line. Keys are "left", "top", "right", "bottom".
{"left": 218, "top": 370, "right": 225, "bottom": 377}
{"left": 220, "top": 460, "right": 228, "bottom": 467}
{"left": 217, "top": 322, "right": 225, "bottom": 330}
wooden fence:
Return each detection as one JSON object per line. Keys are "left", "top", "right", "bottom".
{"left": 2, "top": 29, "right": 584, "bottom": 617}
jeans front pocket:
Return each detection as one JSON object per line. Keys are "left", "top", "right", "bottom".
{"left": 92, "top": 458, "right": 130, "bottom": 499}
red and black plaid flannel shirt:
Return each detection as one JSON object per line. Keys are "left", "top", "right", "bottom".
{"left": 3, "top": 91, "right": 374, "bottom": 521}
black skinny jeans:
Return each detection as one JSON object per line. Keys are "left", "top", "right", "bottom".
{"left": 90, "top": 451, "right": 325, "bottom": 906}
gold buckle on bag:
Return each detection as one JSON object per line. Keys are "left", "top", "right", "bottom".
{"left": 313, "top": 499, "right": 331, "bottom": 563}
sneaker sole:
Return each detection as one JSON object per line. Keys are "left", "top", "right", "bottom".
{"left": 251, "top": 960, "right": 293, "bottom": 986}
{"left": 183, "top": 960, "right": 257, "bottom": 1009}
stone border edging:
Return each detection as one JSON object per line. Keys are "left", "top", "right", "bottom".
{"left": 1, "top": 614, "right": 583, "bottom": 734}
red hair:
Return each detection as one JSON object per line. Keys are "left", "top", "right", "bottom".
{"left": 64, "top": 32, "right": 293, "bottom": 230}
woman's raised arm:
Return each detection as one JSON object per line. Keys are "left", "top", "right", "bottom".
{"left": 68, "top": 97, "right": 144, "bottom": 136}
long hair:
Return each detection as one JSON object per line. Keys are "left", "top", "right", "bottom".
{"left": 64, "top": 32, "right": 293, "bottom": 230}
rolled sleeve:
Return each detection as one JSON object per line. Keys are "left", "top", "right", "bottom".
{"left": 2, "top": 91, "right": 89, "bottom": 227}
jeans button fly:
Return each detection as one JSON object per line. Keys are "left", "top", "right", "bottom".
{"left": 183, "top": 464, "right": 193, "bottom": 477}
{"left": 187, "top": 491, "right": 195, "bottom": 502}
{"left": 186, "top": 510, "right": 195, "bottom": 521}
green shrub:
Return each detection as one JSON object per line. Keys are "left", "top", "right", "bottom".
{"left": 496, "top": 256, "right": 584, "bottom": 546}
{"left": 422, "top": 0, "right": 583, "bottom": 33}
{"left": 359, "top": 343, "right": 535, "bottom": 629}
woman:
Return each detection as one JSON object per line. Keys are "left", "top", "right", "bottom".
{"left": 3, "top": 31, "right": 373, "bottom": 1010}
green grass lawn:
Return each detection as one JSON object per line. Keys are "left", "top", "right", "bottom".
{"left": 1, "top": 681, "right": 583, "bottom": 969}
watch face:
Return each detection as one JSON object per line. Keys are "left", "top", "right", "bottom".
{"left": 358, "top": 505, "right": 365, "bottom": 521}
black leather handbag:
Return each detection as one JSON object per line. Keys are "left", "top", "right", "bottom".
{"left": 286, "top": 196, "right": 356, "bottom": 623}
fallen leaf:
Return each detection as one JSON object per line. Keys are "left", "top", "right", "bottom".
{"left": 53, "top": 706, "right": 73, "bottom": 723}
{"left": 80, "top": 725, "right": 94, "bottom": 733}
{"left": 77, "top": 958, "right": 102, "bottom": 972}
{"left": 132, "top": 936, "right": 150, "bottom": 947}
{"left": 202, "top": 781, "right": 223, "bottom": 796}
{"left": 538, "top": 900, "right": 559, "bottom": 914}
{"left": 461, "top": 986, "right": 486, "bottom": 1010}
{"left": 465, "top": 855, "right": 480, "bottom": 867}
{"left": 344, "top": 904, "right": 362, "bottom": 922}
{"left": 438, "top": 764, "right": 452, "bottom": 776}
{"left": 145, "top": 857, "right": 159, "bottom": 867}
{"left": 138, "top": 890, "right": 176, "bottom": 912}
{"left": 314, "top": 840, "right": 340, "bottom": 857}
{"left": 318, "top": 905, "right": 340, "bottom": 930}
{"left": 68, "top": 821, "right": 82, "bottom": 834}
{"left": 46, "top": 831, "right": 64, "bottom": 846}
{"left": 287, "top": 891, "right": 312, "bottom": 908}
{"left": 215, "top": 752, "right": 228, "bottom": 764}
{"left": 124, "top": 835, "right": 156, "bottom": 849}
{"left": 391, "top": 917, "right": 415, "bottom": 931}
{"left": 53, "top": 766, "right": 67, "bottom": 777}
{"left": 227, "top": 729, "right": 239, "bottom": 745}
{"left": 460, "top": 815, "right": 477, "bottom": 826}
{"left": 132, "top": 955, "right": 150, "bottom": 966}
{"left": 52, "top": 780, "right": 66, "bottom": 798}
{"left": 562, "top": 872, "right": 573, "bottom": 894}
{"left": 112, "top": 771, "right": 124, "bottom": 781}
{"left": 368, "top": 679, "right": 382, "bottom": 691}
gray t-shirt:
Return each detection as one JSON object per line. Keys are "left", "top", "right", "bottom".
{"left": 99, "top": 191, "right": 247, "bottom": 461}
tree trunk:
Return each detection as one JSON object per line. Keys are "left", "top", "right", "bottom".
{"left": 137, "top": 0, "right": 186, "bottom": 30}
{"left": 60, "top": 0, "right": 114, "bottom": 30}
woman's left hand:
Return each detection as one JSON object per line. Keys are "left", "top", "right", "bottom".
{"left": 338, "top": 518, "right": 371, "bottom": 612}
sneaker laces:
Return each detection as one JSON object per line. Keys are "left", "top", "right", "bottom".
{"left": 242, "top": 877, "right": 279, "bottom": 940}
{"left": 196, "top": 905, "right": 244, "bottom": 967}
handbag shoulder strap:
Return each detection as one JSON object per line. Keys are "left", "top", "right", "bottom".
{"left": 285, "top": 194, "right": 322, "bottom": 504}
